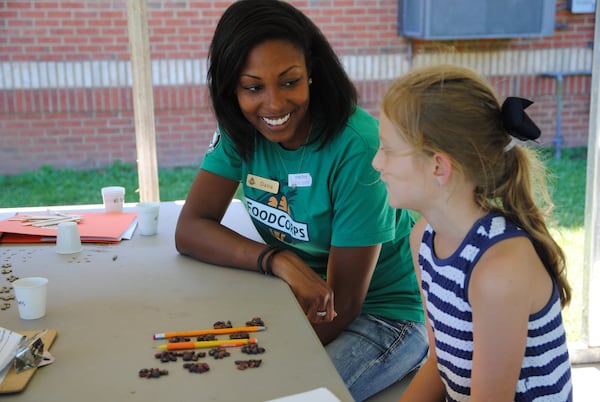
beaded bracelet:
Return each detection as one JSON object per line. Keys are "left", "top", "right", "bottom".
{"left": 264, "top": 247, "right": 285, "bottom": 276}
{"left": 256, "top": 246, "right": 277, "bottom": 275}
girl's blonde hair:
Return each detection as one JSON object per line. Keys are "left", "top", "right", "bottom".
{"left": 382, "top": 64, "right": 571, "bottom": 306}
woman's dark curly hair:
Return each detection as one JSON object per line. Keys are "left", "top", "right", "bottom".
{"left": 208, "top": 0, "right": 357, "bottom": 161}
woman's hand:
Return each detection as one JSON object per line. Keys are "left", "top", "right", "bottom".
{"left": 271, "top": 245, "right": 380, "bottom": 344}
{"left": 269, "top": 250, "right": 336, "bottom": 323}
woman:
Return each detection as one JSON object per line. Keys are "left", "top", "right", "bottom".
{"left": 174, "top": 1, "right": 427, "bottom": 400}
{"left": 372, "top": 64, "right": 573, "bottom": 401}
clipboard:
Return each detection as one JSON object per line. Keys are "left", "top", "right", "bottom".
{"left": 0, "top": 329, "right": 57, "bottom": 394}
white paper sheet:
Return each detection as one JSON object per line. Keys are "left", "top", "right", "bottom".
{"left": 0, "top": 327, "right": 24, "bottom": 385}
{"left": 264, "top": 387, "right": 341, "bottom": 402}
{"left": 221, "top": 199, "right": 265, "bottom": 244}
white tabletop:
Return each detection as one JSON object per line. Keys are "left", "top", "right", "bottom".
{"left": 0, "top": 202, "right": 353, "bottom": 402}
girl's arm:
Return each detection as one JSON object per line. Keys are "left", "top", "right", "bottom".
{"left": 399, "top": 218, "right": 446, "bottom": 402}
{"left": 469, "top": 236, "right": 552, "bottom": 401}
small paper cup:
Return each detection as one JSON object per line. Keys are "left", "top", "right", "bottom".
{"left": 136, "top": 202, "right": 160, "bottom": 236}
{"left": 101, "top": 186, "right": 125, "bottom": 213}
{"left": 13, "top": 277, "right": 48, "bottom": 320}
{"left": 56, "top": 221, "right": 82, "bottom": 254}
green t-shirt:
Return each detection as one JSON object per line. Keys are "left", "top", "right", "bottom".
{"left": 202, "top": 107, "right": 423, "bottom": 322}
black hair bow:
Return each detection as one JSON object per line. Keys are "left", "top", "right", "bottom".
{"left": 501, "top": 97, "right": 541, "bottom": 141}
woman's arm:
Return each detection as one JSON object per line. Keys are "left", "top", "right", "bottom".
{"left": 469, "top": 237, "right": 551, "bottom": 401}
{"left": 175, "top": 170, "right": 269, "bottom": 270}
{"left": 399, "top": 218, "right": 446, "bottom": 402}
{"left": 176, "top": 170, "right": 338, "bottom": 323}
{"left": 315, "top": 244, "right": 380, "bottom": 344}
{"left": 268, "top": 245, "right": 379, "bottom": 344}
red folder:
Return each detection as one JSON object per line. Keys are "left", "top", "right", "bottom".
{"left": 0, "top": 212, "right": 137, "bottom": 243}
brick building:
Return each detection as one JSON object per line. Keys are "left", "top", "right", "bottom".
{"left": 0, "top": 0, "right": 595, "bottom": 175}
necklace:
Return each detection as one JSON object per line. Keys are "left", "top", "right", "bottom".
{"left": 275, "top": 130, "right": 311, "bottom": 188}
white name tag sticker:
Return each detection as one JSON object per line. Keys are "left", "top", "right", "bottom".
{"left": 288, "top": 173, "right": 312, "bottom": 188}
{"left": 246, "top": 174, "right": 279, "bottom": 194}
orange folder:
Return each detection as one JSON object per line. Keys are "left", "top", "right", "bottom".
{"left": 0, "top": 212, "right": 137, "bottom": 243}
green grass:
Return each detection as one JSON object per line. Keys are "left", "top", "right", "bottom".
{"left": 543, "top": 146, "right": 588, "bottom": 229}
{"left": 541, "top": 147, "right": 587, "bottom": 344}
{"left": 0, "top": 147, "right": 589, "bottom": 342}
{"left": 0, "top": 161, "right": 199, "bottom": 207}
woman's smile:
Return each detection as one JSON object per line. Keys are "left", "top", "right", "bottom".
{"left": 262, "top": 112, "right": 292, "bottom": 127}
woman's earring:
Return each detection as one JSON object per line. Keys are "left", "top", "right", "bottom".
{"left": 435, "top": 178, "right": 441, "bottom": 186}
{"left": 308, "top": 78, "right": 313, "bottom": 85}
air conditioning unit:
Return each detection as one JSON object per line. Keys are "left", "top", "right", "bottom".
{"left": 398, "top": 0, "right": 557, "bottom": 40}
{"left": 568, "top": 0, "right": 596, "bottom": 13}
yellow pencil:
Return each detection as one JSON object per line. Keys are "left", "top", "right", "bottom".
{"left": 155, "top": 337, "right": 257, "bottom": 351}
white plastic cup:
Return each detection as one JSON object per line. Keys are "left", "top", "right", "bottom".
{"left": 136, "top": 202, "right": 160, "bottom": 236}
{"left": 12, "top": 277, "right": 48, "bottom": 320}
{"left": 101, "top": 186, "right": 125, "bottom": 212}
{"left": 56, "top": 221, "right": 82, "bottom": 254}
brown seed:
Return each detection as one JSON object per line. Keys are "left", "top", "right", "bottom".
{"left": 235, "top": 359, "right": 262, "bottom": 370}
{"left": 245, "top": 317, "right": 265, "bottom": 326}
{"left": 138, "top": 367, "right": 168, "bottom": 378}
{"left": 184, "top": 362, "right": 210, "bottom": 373}
{"left": 241, "top": 344, "right": 265, "bottom": 355}
{"left": 213, "top": 320, "right": 233, "bottom": 329}
{"left": 229, "top": 332, "right": 250, "bottom": 339}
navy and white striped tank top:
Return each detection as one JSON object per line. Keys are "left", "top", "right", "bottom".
{"left": 419, "top": 213, "right": 572, "bottom": 401}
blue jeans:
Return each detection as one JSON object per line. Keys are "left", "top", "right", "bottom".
{"left": 325, "top": 314, "right": 428, "bottom": 402}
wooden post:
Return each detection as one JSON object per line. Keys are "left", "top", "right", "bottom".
{"left": 126, "top": 0, "right": 160, "bottom": 202}
{"left": 583, "top": 2, "right": 600, "bottom": 351}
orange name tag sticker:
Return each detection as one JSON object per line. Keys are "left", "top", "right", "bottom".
{"left": 246, "top": 174, "right": 279, "bottom": 194}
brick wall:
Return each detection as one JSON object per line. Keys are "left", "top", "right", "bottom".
{"left": 0, "top": 0, "right": 595, "bottom": 175}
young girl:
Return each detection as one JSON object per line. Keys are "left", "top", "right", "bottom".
{"left": 372, "top": 64, "right": 573, "bottom": 401}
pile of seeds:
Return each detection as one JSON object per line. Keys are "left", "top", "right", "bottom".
{"left": 245, "top": 317, "right": 264, "bottom": 326}
{"left": 229, "top": 331, "right": 250, "bottom": 339}
{"left": 183, "top": 362, "right": 210, "bottom": 373}
{"left": 0, "top": 264, "right": 15, "bottom": 310}
{"left": 208, "top": 347, "right": 230, "bottom": 359}
{"left": 154, "top": 350, "right": 206, "bottom": 363}
{"left": 140, "top": 317, "right": 267, "bottom": 379}
{"left": 168, "top": 336, "right": 191, "bottom": 343}
{"left": 241, "top": 343, "right": 265, "bottom": 355}
{"left": 139, "top": 368, "right": 169, "bottom": 378}
{"left": 234, "top": 359, "right": 262, "bottom": 370}
{"left": 1, "top": 263, "right": 13, "bottom": 274}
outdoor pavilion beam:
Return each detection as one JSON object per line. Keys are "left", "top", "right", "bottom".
{"left": 126, "top": 0, "right": 160, "bottom": 202}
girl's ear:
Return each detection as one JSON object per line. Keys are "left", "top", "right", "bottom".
{"left": 432, "top": 152, "right": 453, "bottom": 186}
